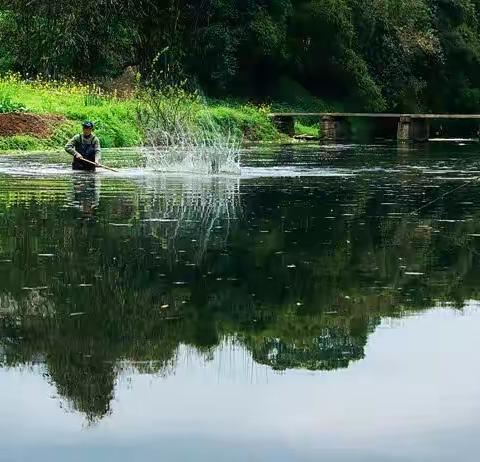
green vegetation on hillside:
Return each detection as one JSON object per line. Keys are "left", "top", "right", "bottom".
{"left": 0, "top": 75, "right": 141, "bottom": 149}
{"left": 1, "top": 1, "right": 480, "bottom": 149}
{"left": 2, "top": 1, "right": 480, "bottom": 114}
{"left": 0, "top": 75, "right": 283, "bottom": 150}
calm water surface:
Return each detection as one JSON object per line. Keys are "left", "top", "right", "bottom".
{"left": 1, "top": 142, "right": 480, "bottom": 461}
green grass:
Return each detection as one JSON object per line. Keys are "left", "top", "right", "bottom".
{"left": 202, "top": 103, "right": 280, "bottom": 141}
{"left": 0, "top": 75, "right": 142, "bottom": 150}
{"left": 0, "top": 75, "right": 287, "bottom": 152}
{"left": 0, "top": 119, "right": 78, "bottom": 151}
{"left": 295, "top": 121, "right": 319, "bottom": 137}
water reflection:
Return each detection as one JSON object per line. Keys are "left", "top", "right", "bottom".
{"left": 139, "top": 176, "right": 241, "bottom": 262}
{"left": 1, "top": 147, "right": 480, "bottom": 424}
{"left": 72, "top": 175, "right": 101, "bottom": 217}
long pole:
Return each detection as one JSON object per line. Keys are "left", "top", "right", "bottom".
{"left": 78, "top": 157, "right": 119, "bottom": 173}
{"left": 411, "top": 175, "right": 480, "bottom": 215}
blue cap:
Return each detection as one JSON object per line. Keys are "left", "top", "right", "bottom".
{"left": 82, "top": 121, "right": 94, "bottom": 129}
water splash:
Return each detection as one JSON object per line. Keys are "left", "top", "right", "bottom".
{"left": 144, "top": 118, "right": 242, "bottom": 175}
{"left": 138, "top": 88, "right": 242, "bottom": 175}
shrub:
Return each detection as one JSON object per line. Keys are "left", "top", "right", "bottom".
{"left": 0, "top": 95, "right": 28, "bottom": 113}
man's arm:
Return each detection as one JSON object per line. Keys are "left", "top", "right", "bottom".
{"left": 65, "top": 135, "right": 81, "bottom": 157}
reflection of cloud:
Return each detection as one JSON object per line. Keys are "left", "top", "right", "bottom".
{"left": 3, "top": 308, "right": 480, "bottom": 461}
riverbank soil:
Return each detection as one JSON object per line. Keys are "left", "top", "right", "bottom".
{"left": 0, "top": 113, "right": 66, "bottom": 138}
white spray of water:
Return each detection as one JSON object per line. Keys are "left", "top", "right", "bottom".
{"left": 144, "top": 119, "right": 242, "bottom": 174}
{"left": 139, "top": 91, "right": 242, "bottom": 175}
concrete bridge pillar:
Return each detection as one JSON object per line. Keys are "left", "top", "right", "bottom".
{"left": 397, "top": 117, "right": 430, "bottom": 142}
{"left": 320, "top": 116, "right": 350, "bottom": 141}
{"left": 272, "top": 115, "right": 295, "bottom": 137}
{"left": 397, "top": 116, "right": 411, "bottom": 141}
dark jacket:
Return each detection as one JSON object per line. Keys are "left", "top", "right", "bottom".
{"left": 65, "top": 134, "right": 101, "bottom": 171}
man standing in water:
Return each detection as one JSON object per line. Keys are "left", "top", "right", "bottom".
{"left": 65, "top": 121, "right": 101, "bottom": 171}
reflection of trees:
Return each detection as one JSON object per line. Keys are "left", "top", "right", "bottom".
{"left": 1, "top": 173, "right": 480, "bottom": 421}
{"left": 48, "top": 350, "right": 115, "bottom": 423}
{"left": 241, "top": 314, "right": 373, "bottom": 371}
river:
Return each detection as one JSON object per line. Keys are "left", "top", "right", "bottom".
{"left": 0, "top": 141, "right": 479, "bottom": 461}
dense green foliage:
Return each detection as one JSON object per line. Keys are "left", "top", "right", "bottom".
{"left": 2, "top": 1, "right": 480, "bottom": 112}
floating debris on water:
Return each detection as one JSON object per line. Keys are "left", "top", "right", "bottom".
{"left": 141, "top": 218, "right": 178, "bottom": 223}
{"left": 69, "top": 312, "right": 86, "bottom": 317}
{"left": 109, "top": 223, "right": 133, "bottom": 227}
{"left": 436, "top": 219, "right": 465, "bottom": 223}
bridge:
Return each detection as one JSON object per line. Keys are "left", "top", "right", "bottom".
{"left": 269, "top": 112, "right": 480, "bottom": 141}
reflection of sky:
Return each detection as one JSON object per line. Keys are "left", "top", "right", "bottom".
{"left": 1, "top": 305, "right": 480, "bottom": 462}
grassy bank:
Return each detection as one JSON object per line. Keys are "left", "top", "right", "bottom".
{"left": 0, "top": 75, "right": 141, "bottom": 150}
{"left": 0, "top": 75, "right": 308, "bottom": 152}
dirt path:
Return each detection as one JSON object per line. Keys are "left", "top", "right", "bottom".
{"left": 0, "top": 113, "right": 66, "bottom": 138}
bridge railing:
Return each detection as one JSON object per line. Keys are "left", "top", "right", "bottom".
{"left": 269, "top": 113, "right": 480, "bottom": 141}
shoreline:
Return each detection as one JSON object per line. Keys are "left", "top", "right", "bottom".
{"left": 0, "top": 76, "right": 322, "bottom": 153}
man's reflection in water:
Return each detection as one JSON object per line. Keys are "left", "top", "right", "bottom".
{"left": 72, "top": 175, "right": 101, "bottom": 220}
